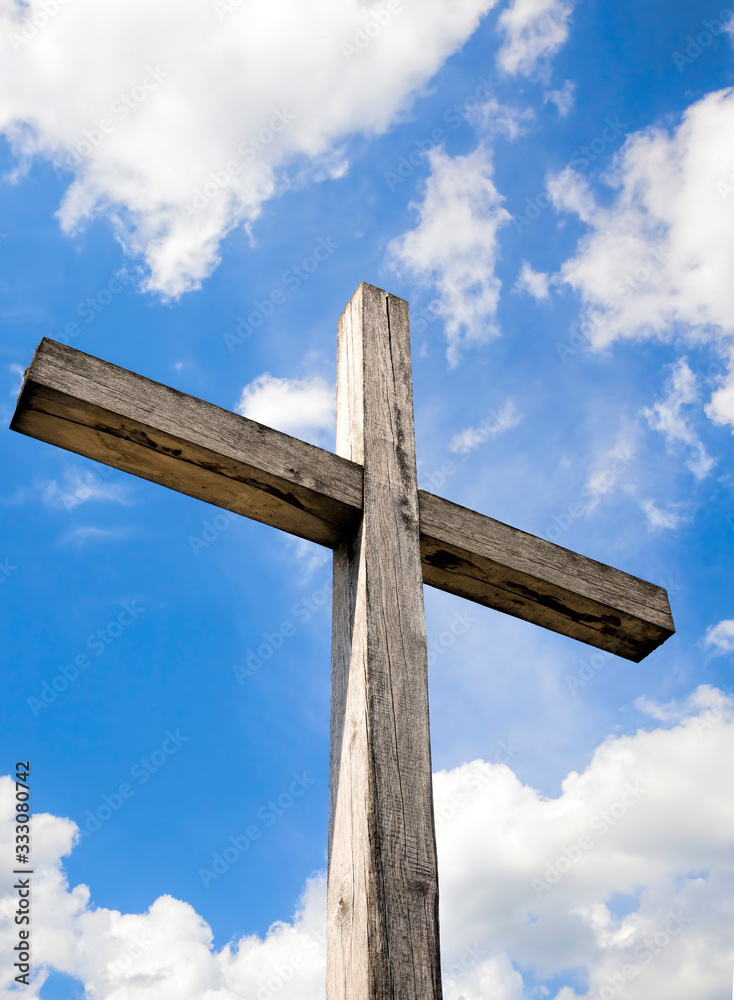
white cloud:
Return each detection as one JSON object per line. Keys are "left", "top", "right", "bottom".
{"left": 544, "top": 79, "right": 575, "bottom": 116}
{"left": 8, "top": 363, "right": 24, "bottom": 396}
{"left": 3, "top": 468, "right": 129, "bottom": 511}
{"left": 554, "top": 89, "right": 734, "bottom": 360}
{"left": 496, "top": 0, "right": 574, "bottom": 77}
{"left": 450, "top": 400, "right": 522, "bottom": 454}
{"left": 5, "top": 686, "right": 734, "bottom": 998}
{"left": 705, "top": 376, "right": 734, "bottom": 428}
{"left": 0, "top": 0, "right": 497, "bottom": 297}
{"left": 443, "top": 952, "right": 525, "bottom": 1000}
{"left": 642, "top": 359, "right": 714, "bottom": 479}
{"left": 464, "top": 95, "right": 534, "bottom": 140}
{"left": 634, "top": 694, "right": 680, "bottom": 723}
{"left": 552, "top": 88, "right": 734, "bottom": 444}
{"left": 236, "top": 373, "right": 334, "bottom": 446}
{"left": 388, "top": 145, "right": 511, "bottom": 366}
{"left": 0, "top": 788, "right": 327, "bottom": 998}
{"left": 58, "top": 526, "right": 130, "bottom": 547}
{"left": 436, "top": 686, "right": 734, "bottom": 998}
{"left": 583, "top": 427, "right": 636, "bottom": 512}
{"left": 641, "top": 498, "right": 687, "bottom": 531}
{"left": 40, "top": 469, "right": 130, "bottom": 512}
{"left": 634, "top": 684, "right": 726, "bottom": 723}
{"left": 704, "top": 348, "right": 734, "bottom": 432}
{"left": 514, "top": 261, "right": 550, "bottom": 299}
{"left": 704, "top": 619, "right": 734, "bottom": 656}
{"left": 288, "top": 537, "right": 332, "bottom": 577}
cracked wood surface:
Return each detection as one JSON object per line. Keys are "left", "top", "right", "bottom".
{"left": 10, "top": 337, "right": 674, "bottom": 662}
{"left": 327, "top": 283, "right": 442, "bottom": 1000}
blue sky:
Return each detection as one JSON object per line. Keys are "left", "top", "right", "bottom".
{"left": 1, "top": 0, "right": 734, "bottom": 997}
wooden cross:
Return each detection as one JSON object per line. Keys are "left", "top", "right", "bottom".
{"left": 11, "top": 282, "right": 674, "bottom": 999}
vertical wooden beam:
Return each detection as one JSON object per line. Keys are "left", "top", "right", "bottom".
{"left": 327, "top": 283, "right": 442, "bottom": 1000}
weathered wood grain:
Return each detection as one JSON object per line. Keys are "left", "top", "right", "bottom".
{"left": 9, "top": 338, "right": 674, "bottom": 661}
{"left": 327, "top": 283, "right": 442, "bottom": 1000}
{"left": 419, "top": 491, "right": 674, "bottom": 662}
{"left": 11, "top": 338, "right": 362, "bottom": 548}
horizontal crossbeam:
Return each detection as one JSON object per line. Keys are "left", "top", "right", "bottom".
{"left": 11, "top": 338, "right": 673, "bottom": 662}
{"left": 12, "top": 338, "right": 363, "bottom": 548}
{"left": 418, "top": 492, "right": 672, "bottom": 662}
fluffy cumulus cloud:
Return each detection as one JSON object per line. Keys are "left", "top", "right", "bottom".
{"left": 705, "top": 346, "right": 734, "bottom": 430}
{"left": 388, "top": 145, "right": 511, "bottom": 366}
{"left": 496, "top": 0, "right": 575, "bottom": 77}
{"left": 5, "top": 686, "right": 734, "bottom": 999}
{"left": 436, "top": 685, "right": 734, "bottom": 1000}
{"left": 514, "top": 261, "right": 550, "bottom": 300}
{"left": 552, "top": 88, "right": 734, "bottom": 431}
{"left": 236, "top": 373, "right": 335, "bottom": 446}
{"left": 0, "top": 0, "right": 497, "bottom": 297}
{"left": 0, "top": 786, "right": 327, "bottom": 999}
{"left": 554, "top": 88, "right": 734, "bottom": 345}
